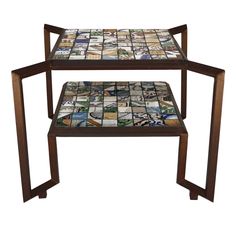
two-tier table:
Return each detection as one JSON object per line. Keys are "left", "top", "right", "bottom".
{"left": 12, "top": 24, "right": 224, "bottom": 202}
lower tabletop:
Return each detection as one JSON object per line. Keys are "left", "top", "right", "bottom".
{"left": 49, "top": 81, "right": 186, "bottom": 136}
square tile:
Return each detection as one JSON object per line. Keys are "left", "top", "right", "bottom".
{"left": 133, "top": 119, "right": 149, "bottom": 127}
{"left": 71, "top": 120, "right": 87, "bottom": 127}
{"left": 118, "top": 106, "right": 132, "bottom": 113}
{"left": 103, "top": 120, "right": 117, "bottom": 127}
{"left": 118, "top": 112, "right": 132, "bottom": 119}
{"left": 118, "top": 119, "right": 133, "bottom": 127}
{"left": 132, "top": 107, "right": 146, "bottom": 113}
{"left": 103, "top": 112, "right": 117, "bottom": 120}
{"left": 88, "top": 112, "right": 103, "bottom": 120}
{"left": 87, "top": 118, "right": 102, "bottom": 127}
{"left": 72, "top": 112, "right": 88, "bottom": 120}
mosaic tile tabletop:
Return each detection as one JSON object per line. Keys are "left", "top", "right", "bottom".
{"left": 52, "top": 29, "right": 183, "bottom": 60}
{"left": 55, "top": 81, "right": 181, "bottom": 128}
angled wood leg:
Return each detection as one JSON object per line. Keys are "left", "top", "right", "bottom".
{"left": 44, "top": 24, "right": 64, "bottom": 119}
{"left": 12, "top": 72, "right": 32, "bottom": 202}
{"left": 169, "top": 24, "right": 188, "bottom": 119}
{"left": 177, "top": 133, "right": 188, "bottom": 184}
{"left": 205, "top": 71, "right": 225, "bottom": 201}
{"left": 181, "top": 27, "right": 187, "bottom": 119}
{"left": 44, "top": 28, "right": 53, "bottom": 119}
{"left": 48, "top": 133, "right": 59, "bottom": 183}
{"left": 177, "top": 61, "right": 225, "bottom": 202}
{"left": 12, "top": 62, "right": 59, "bottom": 202}
{"left": 37, "top": 134, "right": 59, "bottom": 200}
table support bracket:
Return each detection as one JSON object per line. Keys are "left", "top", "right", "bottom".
{"left": 177, "top": 61, "right": 225, "bottom": 201}
{"left": 44, "top": 24, "right": 64, "bottom": 119}
{"left": 12, "top": 62, "right": 59, "bottom": 202}
{"left": 169, "top": 24, "right": 188, "bottom": 119}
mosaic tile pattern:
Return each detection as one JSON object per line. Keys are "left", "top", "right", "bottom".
{"left": 52, "top": 29, "right": 182, "bottom": 60}
{"left": 55, "top": 81, "right": 181, "bottom": 128}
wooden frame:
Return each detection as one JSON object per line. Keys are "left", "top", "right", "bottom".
{"left": 177, "top": 61, "right": 225, "bottom": 201}
{"left": 12, "top": 62, "right": 59, "bottom": 202}
{"left": 12, "top": 24, "right": 224, "bottom": 202}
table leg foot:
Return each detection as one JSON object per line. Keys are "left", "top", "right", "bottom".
{"left": 190, "top": 191, "right": 198, "bottom": 200}
{"left": 38, "top": 191, "right": 47, "bottom": 199}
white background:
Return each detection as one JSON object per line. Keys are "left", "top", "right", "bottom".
{"left": 1, "top": 0, "right": 235, "bottom": 235}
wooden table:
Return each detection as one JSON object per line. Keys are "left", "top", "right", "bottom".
{"left": 12, "top": 24, "right": 224, "bottom": 202}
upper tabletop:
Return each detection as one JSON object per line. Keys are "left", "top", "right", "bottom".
{"left": 50, "top": 29, "right": 184, "bottom": 61}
